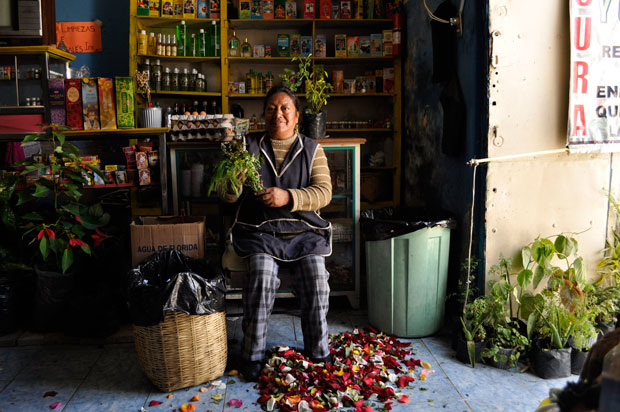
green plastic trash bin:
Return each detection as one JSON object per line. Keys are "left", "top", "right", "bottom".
{"left": 363, "top": 211, "right": 453, "bottom": 338}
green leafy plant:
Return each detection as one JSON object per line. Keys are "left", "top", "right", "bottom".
{"left": 280, "top": 54, "right": 333, "bottom": 115}
{"left": 15, "top": 124, "right": 110, "bottom": 274}
{"left": 597, "top": 193, "right": 620, "bottom": 286}
{"left": 522, "top": 291, "right": 575, "bottom": 350}
{"left": 460, "top": 295, "right": 491, "bottom": 367}
{"left": 208, "top": 139, "right": 263, "bottom": 196}
{"left": 482, "top": 321, "right": 529, "bottom": 367}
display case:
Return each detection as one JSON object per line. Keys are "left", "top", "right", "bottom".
{"left": 167, "top": 138, "right": 363, "bottom": 308}
{"left": 0, "top": 46, "right": 74, "bottom": 129}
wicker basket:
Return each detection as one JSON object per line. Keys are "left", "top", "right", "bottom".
{"left": 133, "top": 311, "right": 228, "bottom": 392}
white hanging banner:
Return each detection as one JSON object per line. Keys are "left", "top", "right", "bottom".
{"left": 568, "top": 0, "right": 620, "bottom": 153}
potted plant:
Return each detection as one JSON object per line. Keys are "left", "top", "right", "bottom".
{"left": 134, "top": 70, "right": 162, "bottom": 128}
{"left": 590, "top": 285, "right": 619, "bottom": 337}
{"left": 14, "top": 124, "right": 110, "bottom": 332}
{"left": 280, "top": 54, "right": 333, "bottom": 139}
{"left": 457, "top": 295, "right": 489, "bottom": 367}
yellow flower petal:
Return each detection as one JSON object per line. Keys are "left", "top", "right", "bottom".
{"left": 211, "top": 394, "right": 223, "bottom": 401}
{"left": 228, "top": 369, "right": 239, "bottom": 376}
{"left": 421, "top": 361, "right": 432, "bottom": 369}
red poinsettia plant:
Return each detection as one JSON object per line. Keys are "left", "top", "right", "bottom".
{"left": 15, "top": 124, "right": 110, "bottom": 274}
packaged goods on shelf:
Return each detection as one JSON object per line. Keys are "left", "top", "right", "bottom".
{"left": 197, "top": 1, "right": 209, "bottom": 17}
{"left": 277, "top": 34, "right": 290, "bottom": 56}
{"left": 183, "top": 0, "right": 195, "bottom": 18}
{"left": 275, "top": 0, "right": 286, "bottom": 18}
{"left": 240, "top": 0, "right": 251, "bottom": 18}
{"left": 137, "top": 0, "right": 150, "bottom": 16}
{"left": 115, "top": 77, "right": 136, "bottom": 128}
{"left": 251, "top": 0, "right": 263, "bottom": 18}
{"left": 339, "top": 0, "right": 351, "bottom": 19}
{"left": 48, "top": 79, "right": 66, "bottom": 126}
{"left": 359, "top": 36, "right": 371, "bottom": 56}
{"left": 209, "top": 0, "right": 220, "bottom": 18}
{"left": 315, "top": 34, "right": 326, "bottom": 57}
{"left": 301, "top": 36, "right": 312, "bottom": 57}
{"left": 166, "top": 114, "right": 245, "bottom": 142}
{"left": 331, "top": 0, "right": 340, "bottom": 18}
{"left": 263, "top": 0, "right": 274, "bottom": 19}
{"left": 335, "top": 34, "right": 346, "bottom": 57}
{"left": 82, "top": 78, "right": 101, "bottom": 130}
{"left": 150, "top": 0, "right": 161, "bottom": 16}
{"left": 346, "top": 36, "right": 359, "bottom": 57}
{"left": 370, "top": 33, "right": 383, "bottom": 56}
{"left": 304, "top": 0, "right": 314, "bottom": 18}
{"left": 286, "top": 0, "right": 296, "bottom": 18}
{"left": 162, "top": 1, "right": 174, "bottom": 16}
{"left": 290, "top": 34, "right": 301, "bottom": 57}
{"left": 97, "top": 78, "right": 118, "bottom": 130}
{"left": 65, "top": 79, "right": 83, "bottom": 130}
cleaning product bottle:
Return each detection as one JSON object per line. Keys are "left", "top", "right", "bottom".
{"left": 176, "top": 20, "right": 187, "bottom": 56}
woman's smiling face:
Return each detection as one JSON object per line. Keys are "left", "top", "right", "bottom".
{"left": 264, "top": 92, "right": 299, "bottom": 140}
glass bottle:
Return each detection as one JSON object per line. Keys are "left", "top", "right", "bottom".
{"left": 265, "top": 71, "right": 274, "bottom": 90}
{"left": 190, "top": 33, "right": 197, "bottom": 57}
{"left": 240, "top": 37, "right": 252, "bottom": 57}
{"left": 190, "top": 68, "right": 197, "bottom": 91}
{"left": 180, "top": 68, "right": 189, "bottom": 91}
{"left": 171, "top": 34, "right": 177, "bottom": 56}
{"left": 157, "top": 33, "right": 164, "bottom": 56}
{"left": 258, "top": 72, "right": 265, "bottom": 94}
{"left": 250, "top": 70, "right": 258, "bottom": 95}
{"left": 151, "top": 59, "right": 162, "bottom": 91}
{"left": 246, "top": 70, "right": 253, "bottom": 94}
{"left": 198, "top": 29, "right": 206, "bottom": 57}
{"left": 210, "top": 99, "right": 218, "bottom": 115}
{"left": 196, "top": 74, "right": 205, "bottom": 92}
{"left": 228, "top": 31, "right": 240, "bottom": 57}
{"left": 138, "top": 30, "right": 148, "bottom": 55}
{"left": 142, "top": 58, "right": 151, "bottom": 83}
{"left": 201, "top": 100, "right": 209, "bottom": 113}
{"left": 213, "top": 21, "right": 220, "bottom": 57}
{"left": 162, "top": 67, "right": 171, "bottom": 91}
{"left": 173, "top": 102, "right": 180, "bottom": 115}
{"left": 171, "top": 67, "right": 180, "bottom": 91}
{"left": 165, "top": 34, "right": 172, "bottom": 56}
{"left": 148, "top": 32, "right": 157, "bottom": 55}
{"left": 192, "top": 100, "right": 199, "bottom": 113}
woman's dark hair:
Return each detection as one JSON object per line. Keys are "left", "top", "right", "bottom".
{"left": 263, "top": 86, "right": 301, "bottom": 114}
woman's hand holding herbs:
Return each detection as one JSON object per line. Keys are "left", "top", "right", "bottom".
{"left": 256, "top": 187, "right": 291, "bottom": 208}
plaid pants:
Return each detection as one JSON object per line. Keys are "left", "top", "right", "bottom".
{"left": 242, "top": 254, "right": 330, "bottom": 361}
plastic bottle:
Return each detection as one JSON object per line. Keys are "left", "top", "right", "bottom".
{"left": 212, "top": 21, "right": 220, "bottom": 57}
{"left": 190, "top": 68, "right": 197, "bottom": 91}
{"left": 228, "top": 31, "right": 240, "bottom": 57}
{"left": 240, "top": 37, "right": 252, "bottom": 57}
{"left": 171, "top": 34, "right": 177, "bottom": 56}
{"left": 246, "top": 70, "right": 253, "bottom": 94}
{"left": 258, "top": 72, "right": 265, "bottom": 94}
{"left": 171, "top": 67, "right": 180, "bottom": 91}
{"left": 265, "top": 71, "right": 274, "bottom": 90}
{"left": 176, "top": 20, "right": 187, "bottom": 57}
{"left": 198, "top": 29, "right": 206, "bottom": 57}
{"left": 190, "top": 33, "right": 197, "bottom": 57}
{"left": 157, "top": 33, "right": 164, "bottom": 56}
{"left": 162, "top": 67, "right": 171, "bottom": 91}
{"left": 138, "top": 30, "right": 148, "bottom": 55}
{"left": 251, "top": 71, "right": 258, "bottom": 95}
{"left": 151, "top": 59, "right": 162, "bottom": 91}
{"left": 165, "top": 34, "right": 172, "bottom": 56}
{"left": 180, "top": 68, "right": 189, "bottom": 91}
{"left": 148, "top": 32, "right": 157, "bottom": 55}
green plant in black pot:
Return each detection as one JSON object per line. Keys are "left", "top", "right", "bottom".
{"left": 589, "top": 285, "right": 620, "bottom": 335}
{"left": 458, "top": 296, "right": 490, "bottom": 367}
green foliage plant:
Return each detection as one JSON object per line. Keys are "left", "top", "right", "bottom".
{"left": 15, "top": 124, "right": 110, "bottom": 274}
{"left": 208, "top": 139, "right": 263, "bottom": 196}
{"left": 460, "top": 295, "right": 491, "bottom": 367}
{"left": 482, "top": 321, "right": 529, "bottom": 368}
{"left": 522, "top": 291, "right": 575, "bottom": 350}
{"left": 280, "top": 54, "right": 333, "bottom": 115}
{"left": 597, "top": 193, "right": 620, "bottom": 286}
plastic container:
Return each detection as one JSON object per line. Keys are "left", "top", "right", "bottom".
{"left": 362, "top": 208, "right": 455, "bottom": 337}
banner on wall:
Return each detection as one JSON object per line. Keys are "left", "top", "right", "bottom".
{"left": 55, "top": 22, "right": 102, "bottom": 54}
{"left": 568, "top": 0, "right": 620, "bottom": 153}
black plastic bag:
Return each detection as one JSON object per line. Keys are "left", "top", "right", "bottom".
{"left": 301, "top": 111, "right": 326, "bottom": 140}
{"left": 360, "top": 207, "right": 456, "bottom": 241}
{"left": 127, "top": 250, "right": 226, "bottom": 327}
{"left": 532, "top": 341, "right": 572, "bottom": 379}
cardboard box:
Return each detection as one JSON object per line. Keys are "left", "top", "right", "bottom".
{"left": 48, "top": 79, "right": 66, "bottom": 126}
{"left": 210, "top": 0, "right": 220, "bottom": 18}
{"left": 285, "top": 0, "right": 296, "bottom": 18}
{"left": 130, "top": 216, "right": 206, "bottom": 267}
{"left": 331, "top": 0, "right": 340, "bottom": 18}
{"left": 183, "top": 0, "right": 195, "bottom": 18}
{"left": 301, "top": 35, "right": 312, "bottom": 56}
{"left": 383, "top": 66, "right": 394, "bottom": 93}
{"left": 115, "top": 77, "right": 135, "bottom": 128}
{"left": 275, "top": 0, "right": 286, "bottom": 18}
{"left": 97, "top": 78, "right": 117, "bottom": 130}
{"left": 320, "top": 0, "right": 330, "bottom": 18}
{"left": 290, "top": 33, "right": 301, "bottom": 56}
{"left": 138, "top": 0, "right": 150, "bottom": 16}
{"left": 240, "top": 0, "right": 251, "bottom": 18}
{"left": 161, "top": 1, "right": 174, "bottom": 16}
{"left": 334, "top": 33, "right": 346, "bottom": 57}
{"left": 340, "top": 0, "right": 351, "bottom": 18}
{"left": 150, "top": 0, "right": 161, "bottom": 16}
{"left": 82, "top": 78, "right": 100, "bottom": 130}
{"left": 370, "top": 33, "right": 382, "bottom": 56}
{"left": 346, "top": 35, "right": 359, "bottom": 57}
{"left": 359, "top": 35, "right": 370, "bottom": 56}
{"left": 65, "top": 79, "right": 83, "bottom": 130}
{"left": 315, "top": 34, "right": 326, "bottom": 57}
{"left": 332, "top": 70, "right": 343, "bottom": 92}
{"left": 277, "top": 34, "right": 290, "bottom": 56}
{"left": 262, "top": 0, "right": 274, "bottom": 18}
{"left": 174, "top": 0, "right": 184, "bottom": 16}
{"left": 303, "top": 0, "right": 314, "bottom": 18}
{"left": 197, "top": 1, "right": 210, "bottom": 17}
{"left": 251, "top": 0, "right": 262, "bottom": 18}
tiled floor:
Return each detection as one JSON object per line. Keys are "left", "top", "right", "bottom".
{"left": 0, "top": 299, "right": 577, "bottom": 412}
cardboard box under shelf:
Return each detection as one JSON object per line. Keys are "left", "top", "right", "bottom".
{"left": 130, "top": 216, "right": 206, "bottom": 267}
{"left": 361, "top": 171, "right": 392, "bottom": 203}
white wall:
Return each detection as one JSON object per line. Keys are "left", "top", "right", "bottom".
{"left": 485, "top": 0, "right": 613, "bottom": 284}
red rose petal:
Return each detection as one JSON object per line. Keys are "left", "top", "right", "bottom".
{"left": 148, "top": 400, "right": 163, "bottom": 406}
{"left": 397, "top": 394, "right": 410, "bottom": 403}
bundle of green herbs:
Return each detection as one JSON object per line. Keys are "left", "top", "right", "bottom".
{"left": 208, "top": 140, "right": 263, "bottom": 196}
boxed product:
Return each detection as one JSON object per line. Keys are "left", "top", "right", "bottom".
{"left": 150, "top": 0, "right": 161, "bottom": 16}
{"left": 366, "top": 74, "right": 376, "bottom": 93}
{"left": 290, "top": 33, "right": 301, "bottom": 57}
{"left": 275, "top": 0, "right": 286, "bottom": 18}
{"left": 65, "top": 79, "right": 83, "bottom": 130}
{"left": 365, "top": 0, "right": 374, "bottom": 19}
{"left": 382, "top": 29, "right": 392, "bottom": 56}
{"left": 319, "top": 0, "right": 331, "bottom": 18}
{"left": 315, "top": 34, "right": 326, "bottom": 57}
{"left": 197, "top": 1, "right": 210, "bottom": 17}
{"left": 82, "top": 78, "right": 100, "bottom": 130}
{"left": 340, "top": 0, "right": 351, "bottom": 18}
{"left": 210, "top": 0, "right": 220, "bottom": 18}
{"left": 265, "top": 45, "right": 272, "bottom": 56}
{"left": 115, "top": 77, "right": 136, "bottom": 128}
{"left": 263, "top": 0, "right": 274, "bottom": 18}
{"left": 183, "top": 0, "right": 195, "bottom": 18}
{"left": 359, "top": 35, "right": 371, "bottom": 56}
{"left": 332, "top": 70, "right": 344, "bottom": 92}
{"left": 48, "top": 79, "right": 66, "bottom": 126}
{"left": 370, "top": 33, "right": 382, "bottom": 56}
{"left": 343, "top": 78, "right": 355, "bottom": 93}
{"left": 383, "top": 67, "right": 394, "bottom": 93}
{"left": 253, "top": 44, "right": 265, "bottom": 57}
{"left": 303, "top": 0, "right": 314, "bottom": 18}
{"left": 240, "top": 0, "right": 251, "bottom": 18}
{"left": 138, "top": 168, "right": 151, "bottom": 186}
{"left": 285, "top": 0, "right": 296, "bottom": 18}
{"left": 354, "top": 0, "right": 362, "bottom": 19}
{"left": 355, "top": 76, "right": 367, "bottom": 93}
{"left": 301, "top": 36, "right": 312, "bottom": 56}
{"left": 375, "top": 68, "right": 383, "bottom": 92}
{"left": 331, "top": 0, "right": 340, "bottom": 18}
{"left": 334, "top": 34, "right": 346, "bottom": 57}
{"left": 174, "top": 0, "right": 184, "bottom": 16}
{"left": 277, "top": 34, "right": 290, "bottom": 56}
{"left": 97, "top": 78, "right": 118, "bottom": 130}
{"left": 130, "top": 216, "right": 206, "bottom": 267}
{"left": 346, "top": 35, "right": 359, "bottom": 57}
{"left": 137, "top": 0, "right": 150, "bottom": 16}
{"left": 251, "top": 0, "right": 262, "bottom": 18}
{"left": 161, "top": 1, "right": 174, "bottom": 16}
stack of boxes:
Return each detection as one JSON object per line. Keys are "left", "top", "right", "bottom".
{"left": 138, "top": 0, "right": 219, "bottom": 19}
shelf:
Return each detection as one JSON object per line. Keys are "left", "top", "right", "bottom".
{"left": 84, "top": 182, "right": 160, "bottom": 189}
{"left": 314, "top": 56, "right": 393, "bottom": 63}
{"left": 63, "top": 127, "right": 169, "bottom": 137}
{"left": 0, "top": 106, "right": 45, "bottom": 115}
{"left": 137, "top": 54, "right": 220, "bottom": 62}
{"left": 136, "top": 16, "right": 219, "bottom": 29}
{"left": 168, "top": 141, "right": 223, "bottom": 147}
{"left": 229, "top": 19, "right": 314, "bottom": 29}
{"left": 151, "top": 90, "right": 222, "bottom": 97}
{"left": 0, "top": 46, "right": 76, "bottom": 61}
{"left": 227, "top": 57, "right": 300, "bottom": 64}
{"left": 314, "top": 18, "right": 392, "bottom": 28}
{"left": 228, "top": 93, "right": 304, "bottom": 98}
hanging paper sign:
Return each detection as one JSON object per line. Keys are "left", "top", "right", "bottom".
{"left": 567, "top": 0, "right": 620, "bottom": 153}
{"left": 55, "top": 22, "right": 102, "bottom": 54}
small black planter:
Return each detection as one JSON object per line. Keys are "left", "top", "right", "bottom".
{"left": 301, "top": 111, "right": 326, "bottom": 139}
{"left": 31, "top": 266, "right": 76, "bottom": 333}
{"left": 531, "top": 341, "right": 572, "bottom": 379}
{"left": 456, "top": 337, "right": 486, "bottom": 366}
{"left": 485, "top": 347, "right": 517, "bottom": 370}
{"left": 571, "top": 348, "right": 589, "bottom": 375}
{"left": 597, "top": 321, "right": 616, "bottom": 340}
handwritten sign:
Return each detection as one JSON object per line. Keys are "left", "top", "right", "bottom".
{"left": 55, "top": 22, "right": 102, "bottom": 54}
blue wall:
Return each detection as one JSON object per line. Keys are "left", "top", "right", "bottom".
{"left": 56, "top": 0, "right": 129, "bottom": 77}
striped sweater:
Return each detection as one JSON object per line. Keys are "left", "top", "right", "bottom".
{"left": 222, "top": 134, "right": 332, "bottom": 211}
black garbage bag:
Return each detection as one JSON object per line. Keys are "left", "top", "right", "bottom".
{"left": 127, "top": 250, "right": 226, "bottom": 327}
{"left": 360, "top": 207, "right": 456, "bottom": 241}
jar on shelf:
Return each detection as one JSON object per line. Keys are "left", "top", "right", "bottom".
{"left": 180, "top": 68, "right": 189, "bottom": 91}
{"left": 171, "top": 67, "right": 180, "bottom": 91}
{"left": 162, "top": 67, "right": 171, "bottom": 91}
